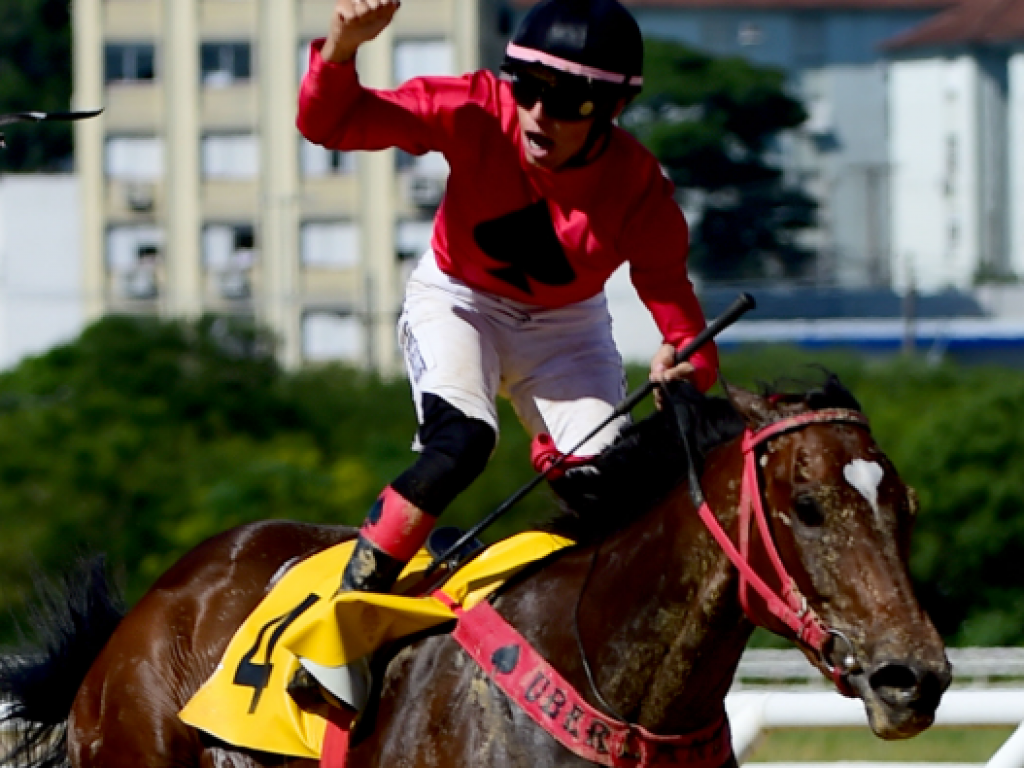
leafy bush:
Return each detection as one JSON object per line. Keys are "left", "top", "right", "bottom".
{"left": 0, "top": 316, "right": 552, "bottom": 641}
{"left": 0, "top": 0, "right": 73, "bottom": 170}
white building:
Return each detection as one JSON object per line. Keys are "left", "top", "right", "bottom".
{"left": 509, "top": 0, "right": 954, "bottom": 289}
{"left": 887, "top": 0, "right": 1024, "bottom": 292}
{"left": 0, "top": 175, "right": 84, "bottom": 369}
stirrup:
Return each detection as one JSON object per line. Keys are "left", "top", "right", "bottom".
{"left": 286, "top": 667, "right": 360, "bottom": 729}
{"left": 425, "top": 525, "right": 484, "bottom": 564}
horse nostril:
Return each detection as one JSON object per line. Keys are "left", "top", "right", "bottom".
{"left": 869, "top": 662, "right": 945, "bottom": 713}
{"left": 870, "top": 663, "right": 918, "bottom": 692}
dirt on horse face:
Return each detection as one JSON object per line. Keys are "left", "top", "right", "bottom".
{"left": 0, "top": 377, "right": 950, "bottom": 768}
{"left": 725, "top": 385, "right": 949, "bottom": 738}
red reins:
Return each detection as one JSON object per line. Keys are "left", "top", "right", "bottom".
{"left": 696, "top": 408, "right": 870, "bottom": 696}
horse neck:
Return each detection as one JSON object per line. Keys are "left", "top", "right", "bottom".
{"left": 574, "top": 437, "right": 754, "bottom": 734}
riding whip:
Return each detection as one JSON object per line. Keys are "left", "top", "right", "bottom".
{"left": 424, "top": 291, "right": 757, "bottom": 577}
{"left": 0, "top": 109, "right": 103, "bottom": 149}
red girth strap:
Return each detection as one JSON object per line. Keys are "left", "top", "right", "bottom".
{"left": 437, "top": 591, "right": 731, "bottom": 768}
{"left": 697, "top": 409, "right": 869, "bottom": 694}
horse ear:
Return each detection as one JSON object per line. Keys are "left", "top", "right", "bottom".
{"left": 724, "top": 383, "right": 776, "bottom": 429}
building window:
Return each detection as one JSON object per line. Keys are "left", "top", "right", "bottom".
{"left": 203, "top": 223, "right": 256, "bottom": 300}
{"left": 497, "top": 7, "right": 514, "bottom": 36}
{"left": 302, "top": 311, "right": 365, "bottom": 363}
{"left": 794, "top": 16, "right": 825, "bottom": 67}
{"left": 298, "top": 40, "right": 313, "bottom": 83}
{"left": 201, "top": 133, "right": 259, "bottom": 179}
{"left": 700, "top": 17, "right": 733, "bottom": 54}
{"left": 201, "top": 42, "right": 252, "bottom": 86}
{"left": 107, "top": 225, "right": 162, "bottom": 300}
{"left": 203, "top": 224, "right": 256, "bottom": 271}
{"left": 105, "top": 43, "right": 156, "bottom": 84}
{"left": 301, "top": 222, "right": 360, "bottom": 269}
{"left": 105, "top": 136, "right": 163, "bottom": 180}
{"left": 396, "top": 219, "right": 433, "bottom": 261}
{"left": 738, "top": 22, "right": 764, "bottom": 47}
{"left": 943, "top": 135, "right": 958, "bottom": 199}
{"left": 301, "top": 141, "right": 355, "bottom": 177}
{"left": 393, "top": 39, "right": 454, "bottom": 83}
{"left": 398, "top": 151, "right": 449, "bottom": 208}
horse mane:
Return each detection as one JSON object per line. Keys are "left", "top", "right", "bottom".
{"left": 546, "top": 372, "right": 862, "bottom": 544}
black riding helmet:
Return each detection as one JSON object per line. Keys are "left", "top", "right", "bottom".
{"left": 502, "top": 0, "right": 644, "bottom": 163}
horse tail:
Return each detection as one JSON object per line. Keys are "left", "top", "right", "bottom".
{"left": 0, "top": 556, "right": 125, "bottom": 768}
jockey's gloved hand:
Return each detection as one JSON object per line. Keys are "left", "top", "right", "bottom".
{"left": 531, "top": 433, "right": 605, "bottom": 513}
{"left": 549, "top": 465, "right": 605, "bottom": 514}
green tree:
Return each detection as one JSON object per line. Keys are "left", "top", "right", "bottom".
{"left": 0, "top": 0, "right": 73, "bottom": 170}
{"left": 2, "top": 320, "right": 1024, "bottom": 648}
{"left": 625, "top": 39, "right": 816, "bottom": 280}
{"left": 0, "top": 316, "right": 551, "bottom": 641}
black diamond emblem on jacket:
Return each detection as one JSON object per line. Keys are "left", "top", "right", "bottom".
{"left": 473, "top": 200, "right": 576, "bottom": 295}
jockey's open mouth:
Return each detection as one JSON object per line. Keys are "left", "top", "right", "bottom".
{"left": 524, "top": 129, "right": 555, "bottom": 155}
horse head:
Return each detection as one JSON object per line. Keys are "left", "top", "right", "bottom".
{"left": 721, "top": 377, "right": 951, "bottom": 739}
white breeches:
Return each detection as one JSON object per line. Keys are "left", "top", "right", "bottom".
{"left": 398, "top": 251, "right": 628, "bottom": 457}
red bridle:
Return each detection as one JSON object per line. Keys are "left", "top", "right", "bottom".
{"left": 696, "top": 408, "right": 870, "bottom": 696}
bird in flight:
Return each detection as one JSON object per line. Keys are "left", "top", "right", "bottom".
{"left": 0, "top": 109, "right": 103, "bottom": 148}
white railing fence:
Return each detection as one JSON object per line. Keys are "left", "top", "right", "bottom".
{"left": 727, "top": 648, "right": 1024, "bottom": 768}
{"left": 2, "top": 649, "right": 1024, "bottom": 766}
{"left": 727, "top": 689, "right": 1024, "bottom": 767}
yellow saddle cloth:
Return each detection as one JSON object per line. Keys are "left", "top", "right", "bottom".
{"left": 178, "top": 531, "right": 573, "bottom": 759}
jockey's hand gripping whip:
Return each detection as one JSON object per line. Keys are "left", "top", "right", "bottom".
{"left": 424, "top": 292, "right": 757, "bottom": 577}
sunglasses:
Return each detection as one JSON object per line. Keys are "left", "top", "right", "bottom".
{"left": 510, "top": 71, "right": 598, "bottom": 122}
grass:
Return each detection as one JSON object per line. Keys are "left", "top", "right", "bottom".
{"left": 748, "top": 727, "right": 1014, "bottom": 762}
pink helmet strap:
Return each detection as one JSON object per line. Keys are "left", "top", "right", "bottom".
{"left": 505, "top": 43, "right": 642, "bottom": 87}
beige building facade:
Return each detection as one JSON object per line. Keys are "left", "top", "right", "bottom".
{"left": 72, "top": 0, "right": 499, "bottom": 372}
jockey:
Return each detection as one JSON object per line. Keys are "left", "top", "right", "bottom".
{"left": 298, "top": 0, "right": 719, "bottom": 595}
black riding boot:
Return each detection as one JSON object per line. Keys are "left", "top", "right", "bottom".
{"left": 340, "top": 533, "right": 408, "bottom": 593}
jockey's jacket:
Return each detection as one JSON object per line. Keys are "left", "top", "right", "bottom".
{"left": 297, "top": 40, "right": 719, "bottom": 391}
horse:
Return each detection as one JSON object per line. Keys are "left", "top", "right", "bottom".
{"left": 0, "top": 376, "right": 951, "bottom": 768}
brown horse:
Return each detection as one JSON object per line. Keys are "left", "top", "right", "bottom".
{"left": 1, "top": 377, "right": 950, "bottom": 768}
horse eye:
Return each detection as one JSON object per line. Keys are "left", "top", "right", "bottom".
{"left": 793, "top": 494, "right": 825, "bottom": 528}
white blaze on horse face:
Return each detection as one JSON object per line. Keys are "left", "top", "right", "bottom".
{"left": 843, "top": 459, "right": 885, "bottom": 515}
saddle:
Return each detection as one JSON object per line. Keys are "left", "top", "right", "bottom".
{"left": 178, "top": 530, "right": 574, "bottom": 758}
